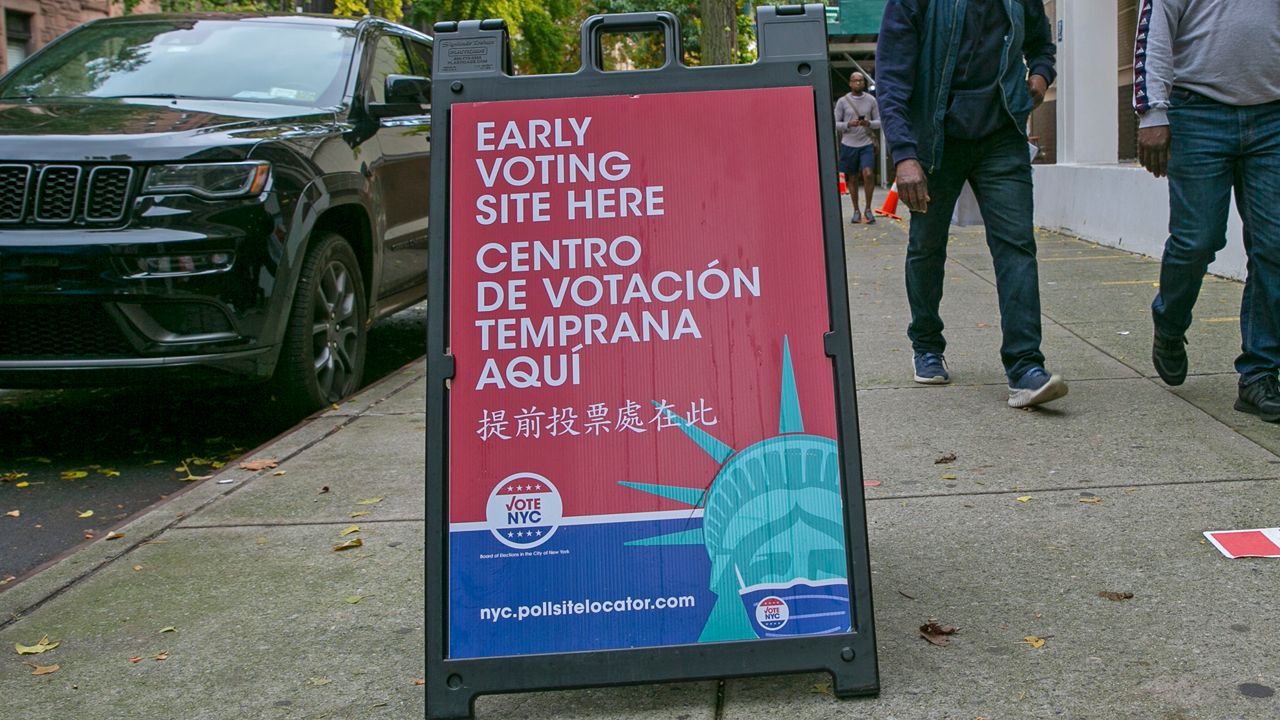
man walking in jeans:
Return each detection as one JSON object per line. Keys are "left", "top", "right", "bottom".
{"left": 1135, "top": 0, "right": 1280, "bottom": 421}
{"left": 877, "top": 0, "right": 1067, "bottom": 408}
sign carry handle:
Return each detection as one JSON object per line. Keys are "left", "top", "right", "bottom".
{"left": 579, "top": 12, "right": 683, "bottom": 73}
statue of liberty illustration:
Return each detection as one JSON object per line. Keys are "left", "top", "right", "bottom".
{"left": 619, "top": 336, "right": 851, "bottom": 642}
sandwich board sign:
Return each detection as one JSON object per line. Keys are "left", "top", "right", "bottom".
{"left": 425, "top": 6, "right": 878, "bottom": 717}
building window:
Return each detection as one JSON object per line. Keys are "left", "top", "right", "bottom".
{"left": 1117, "top": 0, "right": 1139, "bottom": 162}
{"left": 5, "top": 11, "right": 33, "bottom": 71}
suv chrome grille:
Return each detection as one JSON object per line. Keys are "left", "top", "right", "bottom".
{"left": 0, "top": 165, "right": 31, "bottom": 222}
{"left": 86, "top": 167, "right": 133, "bottom": 222}
{"left": 35, "top": 166, "right": 81, "bottom": 222}
{"left": 0, "top": 163, "right": 135, "bottom": 225}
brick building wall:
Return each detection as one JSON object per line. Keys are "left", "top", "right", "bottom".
{"left": 1, "top": 0, "right": 161, "bottom": 76}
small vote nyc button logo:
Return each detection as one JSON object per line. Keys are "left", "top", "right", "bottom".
{"left": 486, "top": 472, "right": 563, "bottom": 549}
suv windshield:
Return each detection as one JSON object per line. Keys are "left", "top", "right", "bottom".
{"left": 0, "top": 19, "right": 356, "bottom": 107}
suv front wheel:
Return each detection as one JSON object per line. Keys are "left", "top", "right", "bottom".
{"left": 272, "top": 231, "right": 369, "bottom": 416}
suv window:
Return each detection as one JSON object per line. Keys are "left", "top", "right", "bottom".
{"left": 408, "top": 41, "right": 432, "bottom": 78}
{"left": 0, "top": 19, "right": 356, "bottom": 107}
{"left": 366, "top": 34, "right": 413, "bottom": 104}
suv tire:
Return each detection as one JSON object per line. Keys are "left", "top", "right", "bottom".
{"left": 272, "top": 232, "right": 368, "bottom": 416}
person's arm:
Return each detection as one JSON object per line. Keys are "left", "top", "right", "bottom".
{"left": 1135, "top": 0, "right": 1183, "bottom": 176}
{"left": 834, "top": 96, "right": 852, "bottom": 133}
{"left": 1135, "top": 0, "right": 1180, "bottom": 128}
{"left": 877, "top": 0, "right": 929, "bottom": 211}
{"left": 1022, "top": 0, "right": 1056, "bottom": 87}
{"left": 876, "top": 0, "right": 924, "bottom": 164}
{"left": 868, "top": 96, "right": 881, "bottom": 131}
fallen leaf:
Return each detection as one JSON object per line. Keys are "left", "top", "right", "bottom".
{"left": 99, "top": 469, "right": 120, "bottom": 478}
{"left": 308, "top": 676, "right": 332, "bottom": 686}
{"left": 1022, "top": 636, "right": 1046, "bottom": 649}
{"left": 272, "top": 470, "right": 286, "bottom": 476}
{"left": 239, "top": 458, "right": 279, "bottom": 471}
{"left": 920, "top": 622, "right": 960, "bottom": 646}
{"left": 132, "top": 565, "right": 143, "bottom": 572}
{"left": 77, "top": 510, "right": 94, "bottom": 518}
{"left": 355, "top": 497, "right": 383, "bottom": 505}
{"left": 333, "top": 538, "right": 364, "bottom": 551}
{"left": 255, "top": 536, "right": 270, "bottom": 545}
{"left": 2, "top": 471, "right": 29, "bottom": 482}
{"left": 346, "top": 595, "right": 364, "bottom": 604}
{"left": 319, "top": 486, "right": 331, "bottom": 494}
{"left": 4, "top": 510, "right": 18, "bottom": 518}
{"left": 1098, "top": 591, "right": 1134, "bottom": 601}
{"left": 27, "top": 663, "right": 59, "bottom": 676}
{"left": 83, "top": 531, "right": 95, "bottom": 540}
{"left": 105, "top": 531, "right": 124, "bottom": 540}
{"left": 340, "top": 525, "right": 361, "bottom": 537}
{"left": 159, "top": 627, "right": 176, "bottom": 634}
{"left": 413, "top": 678, "right": 426, "bottom": 686}
{"left": 129, "top": 656, "right": 144, "bottom": 663}
{"left": 0, "top": 576, "right": 15, "bottom": 586}
{"left": 15, "top": 481, "right": 29, "bottom": 488}
{"left": 940, "top": 474, "right": 957, "bottom": 480}
{"left": 350, "top": 511, "right": 369, "bottom": 518}
{"left": 934, "top": 452, "right": 957, "bottom": 464}
{"left": 862, "top": 479, "right": 882, "bottom": 487}
{"left": 810, "top": 680, "right": 833, "bottom": 695}
{"left": 153, "top": 652, "right": 169, "bottom": 661}
{"left": 15, "top": 635, "right": 60, "bottom": 655}
{"left": 60, "top": 470, "right": 88, "bottom": 480}
{"left": 1016, "top": 496, "right": 1033, "bottom": 503}
{"left": 1078, "top": 496, "right": 1103, "bottom": 505}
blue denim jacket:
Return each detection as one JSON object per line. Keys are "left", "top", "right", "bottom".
{"left": 877, "top": 0, "right": 1056, "bottom": 172}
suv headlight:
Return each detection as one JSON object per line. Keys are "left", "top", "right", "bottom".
{"left": 142, "top": 161, "right": 271, "bottom": 199}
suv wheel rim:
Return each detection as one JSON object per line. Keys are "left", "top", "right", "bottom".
{"left": 311, "top": 258, "right": 359, "bottom": 401}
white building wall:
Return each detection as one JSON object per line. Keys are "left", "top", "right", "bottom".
{"left": 1032, "top": 0, "right": 1248, "bottom": 280}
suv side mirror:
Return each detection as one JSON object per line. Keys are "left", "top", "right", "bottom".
{"left": 368, "top": 74, "right": 430, "bottom": 119}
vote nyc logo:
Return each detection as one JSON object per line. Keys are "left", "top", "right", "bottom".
{"left": 486, "top": 472, "right": 563, "bottom": 549}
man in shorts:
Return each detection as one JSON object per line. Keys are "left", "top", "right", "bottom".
{"left": 835, "top": 71, "right": 880, "bottom": 224}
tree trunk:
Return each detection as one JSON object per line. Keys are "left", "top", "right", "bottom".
{"left": 700, "top": 0, "right": 737, "bottom": 65}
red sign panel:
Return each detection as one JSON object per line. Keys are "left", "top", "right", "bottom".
{"left": 447, "top": 87, "right": 850, "bottom": 657}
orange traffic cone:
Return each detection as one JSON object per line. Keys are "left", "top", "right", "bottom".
{"left": 838, "top": 172, "right": 847, "bottom": 194}
{"left": 873, "top": 182, "right": 903, "bottom": 220}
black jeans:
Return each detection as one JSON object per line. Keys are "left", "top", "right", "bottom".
{"left": 905, "top": 126, "right": 1045, "bottom": 382}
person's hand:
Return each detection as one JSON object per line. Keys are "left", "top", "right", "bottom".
{"left": 1027, "top": 74, "right": 1048, "bottom": 109}
{"left": 1137, "top": 125, "right": 1171, "bottom": 177}
{"left": 895, "top": 159, "right": 929, "bottom": 213}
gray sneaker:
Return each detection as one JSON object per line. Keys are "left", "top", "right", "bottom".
{"left": 849, "top": 209, "right": 861, "bottom": 225}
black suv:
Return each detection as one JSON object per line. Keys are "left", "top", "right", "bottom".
{"left": 0, "top": 13, "right": 432, "bottom": 415}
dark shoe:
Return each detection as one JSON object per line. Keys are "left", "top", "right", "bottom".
{"left": 849, "top": 209, "right": 861, "bottom": 225}
{"left": 864, "top": 211, "right": 876, "bottom": 224}
{"left": 912, "top": 352, "right": 950, "bottom": 384}
{"left": 1007, "top": 367, "right": 1068, "bottom": 408}
{"left": 1152, "top": 329, "right": 1188, "bottom": 386}
{"left": 1235, "top": 375, "right": 1280, "bottom": 422}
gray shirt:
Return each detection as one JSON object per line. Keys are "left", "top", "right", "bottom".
{"left": 835, "top": 92, "right": 881, "bottom": 148}
{"left": 1134, "top": 0, "right": 1280, "bottom": 127}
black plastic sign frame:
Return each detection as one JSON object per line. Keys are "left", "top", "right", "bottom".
{"left": 426, "top": 6, "right": 877, "bottom": 718}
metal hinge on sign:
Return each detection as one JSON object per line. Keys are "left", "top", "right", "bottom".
{"left": 442, "top": 353, "right": 455, "bottom": 389}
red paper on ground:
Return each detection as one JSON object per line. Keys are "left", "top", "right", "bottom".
{"left": 1203, "top": 528, "right": 1280, "bottom": 558}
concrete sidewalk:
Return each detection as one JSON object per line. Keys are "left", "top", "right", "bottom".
{"left": 3, "top": 210, "right": 1278, "bottom": 719}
